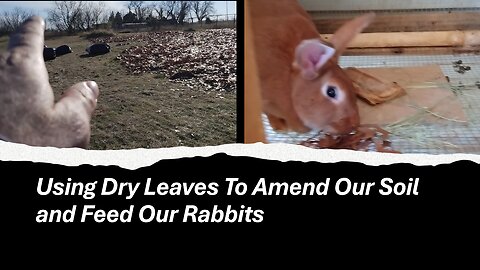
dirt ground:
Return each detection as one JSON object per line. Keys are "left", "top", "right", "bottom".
{"left": 0, "top": 31, "right": 237, "bottom": 150}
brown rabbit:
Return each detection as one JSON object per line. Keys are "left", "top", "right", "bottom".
{"left": 250, "top": 0, "right": 375, "bottom": 134}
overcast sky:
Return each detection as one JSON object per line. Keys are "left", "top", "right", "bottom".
{"left": 0, "top": 1, "right": 237, "bottom": 19}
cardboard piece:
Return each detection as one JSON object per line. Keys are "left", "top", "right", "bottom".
{"left": 354, "top": 65, "right": 467, "bottom": 125}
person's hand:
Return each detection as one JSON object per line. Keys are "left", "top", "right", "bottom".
{"left": 0, "top": 16, "right": 99, "bottom": 148}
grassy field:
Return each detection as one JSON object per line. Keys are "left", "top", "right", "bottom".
{"left": 0, "top": 31, "right": 236, "bottom": 150}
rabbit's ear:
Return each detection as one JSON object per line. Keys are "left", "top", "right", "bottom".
{"left": 329, "top": 13, "right": 375, "bottom": 62}
{"left": 293, "top": 39, "right": 336, "bottom": 80}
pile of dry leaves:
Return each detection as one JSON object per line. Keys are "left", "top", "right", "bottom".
{"left": 92, "top": 34, "right": 146, "bottom": 43}
{"left": 300, "top": 125, "right": 400, "bottom": 153}
{"left": 97, "top": 29, "right": 236, "bottom": 92}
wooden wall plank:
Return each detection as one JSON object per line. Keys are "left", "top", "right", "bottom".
{"left": 342, "top": 47, "right": 480, "bottom": 56}
{"left": 309, "top": 10, "right": 480, "bottom": 33}
{"left": 299, "top": 0, "right": 480, "bottom": 11}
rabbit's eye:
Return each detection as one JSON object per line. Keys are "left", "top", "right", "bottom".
{"left": 326, "top": 86, "right": 337, "bottom": 98}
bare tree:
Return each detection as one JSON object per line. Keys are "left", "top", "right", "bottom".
{"left": 48, "top": 1, "right": 86, "bottom": 33}
{"left": 127, "top": 1, "right": 151, "bottom": 22}
{"left": 1, "top": 7, "right": 35, "bottom": 32}
{"left": 151, "top": 2, "right": 164, "bottom": 19}
{"left": 1, "top": 13, "right": 8, "bottom": 35}
{"left": 192, "top": 1, "right": 214, "bottom": 24}
{"left": 163, "top": 1, "right": 178, "bottom": 22}
{"left": 82, "top": 1, "right": 106, "bottom": 30}
{"left": 81, "top": 2, "right": 94, "bottom": 30}
{"left": 144, "top": 1, "right": 193, "bottom": 25}
{"left": 91, "top": 2, "right": 107, "bottom": 26}
{"left": 176, "top": 1, "right": 191, "bottom": 25}
{"left": 142, "top": 4, "right": 154, "bottom": 21}
{"left": 99, "top": 7, "right": 112, "bottom": 25}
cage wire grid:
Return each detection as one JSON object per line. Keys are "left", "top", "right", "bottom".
{"left": 263, "top": 53, "right": 480, "bottom": 154}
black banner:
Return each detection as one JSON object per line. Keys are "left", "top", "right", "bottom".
{"left": 2, "top": 154, "right": 478, "bottom": 245}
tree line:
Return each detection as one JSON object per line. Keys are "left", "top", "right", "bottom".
{"left": 0, "top": 1, "right": 216, "bottom": 35}
{"left": 111, "top": 1, "right": 216, "bottom": 29}
{"left": 0, "top": 7, "right": 36, "bottom": 36}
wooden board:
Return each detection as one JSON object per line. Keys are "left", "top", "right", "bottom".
{"left": 321, "top": 31, "right": 480, "bottom": 48}
{"left": 342, "top": 47, "right": 480, "bottom": 55}
{"left": 308, "top": 11, "right": 480, "bottom": 34}
{"left": 245, "top": 0, "right": 266, "bottom": 143}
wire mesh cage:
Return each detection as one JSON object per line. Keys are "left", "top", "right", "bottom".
{"left": 264, "top": 53, "right": 480, "bottom": 154}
